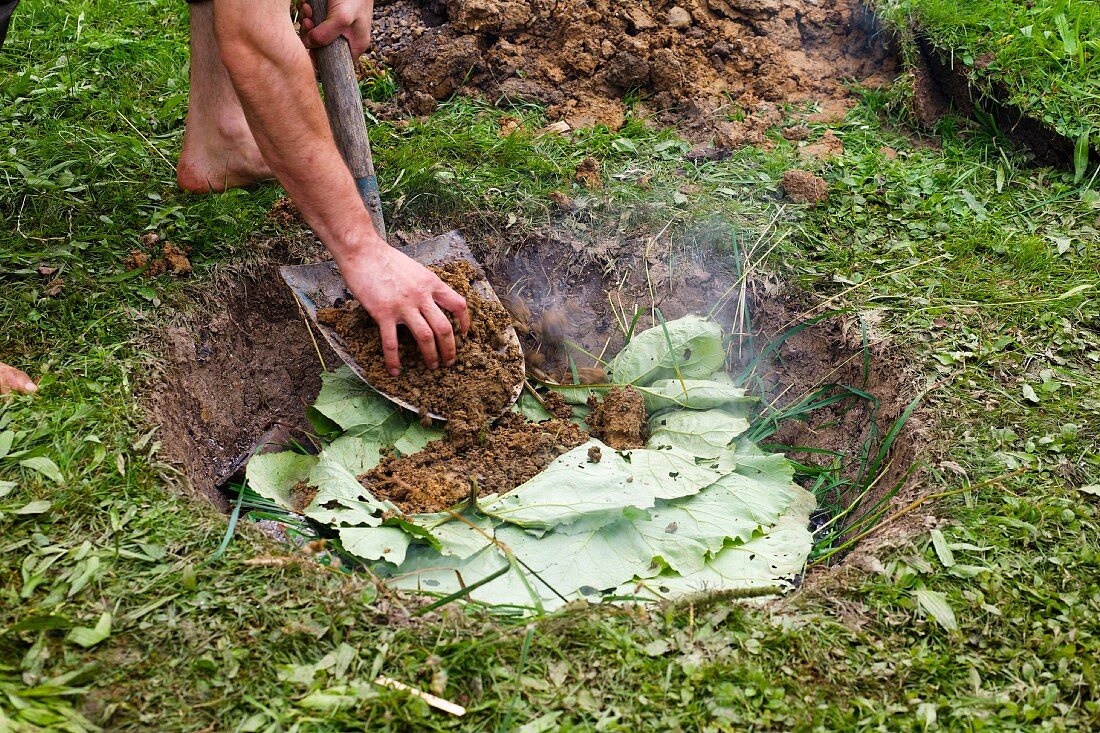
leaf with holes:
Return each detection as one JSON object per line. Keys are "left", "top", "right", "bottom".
{"left": 610, "top": 316, "right": 726, "bottom": 386}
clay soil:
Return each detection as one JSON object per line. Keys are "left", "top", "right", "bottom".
{"left": 370, "top": 0, "right": 896, "bottom": 137}
{"left": 317, "top": 260, "right": 525, "bottom": 442}
{"left": 364, "top": 411, "right": 588, "bottom": 514}
{"left": 587, "top": 386, "right": 650, "bottom": 449}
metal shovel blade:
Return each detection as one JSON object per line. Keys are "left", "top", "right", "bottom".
{"left": 278, "top": 230, "right": 524, "bottom": 421}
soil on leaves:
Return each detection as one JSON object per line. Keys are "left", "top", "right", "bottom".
{"left": 318, "top": 260, "right": 525, "bottom": 444}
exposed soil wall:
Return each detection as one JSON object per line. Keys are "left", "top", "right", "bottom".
{"left": 148, "top": 266, "right": 333, "bottom": 509}
{"left": 913, "top": 36, "right": 1091, "bottom": 169}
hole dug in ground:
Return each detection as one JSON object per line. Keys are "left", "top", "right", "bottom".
{"left": 149, "top": 232, "right": 927, "bottom": 560}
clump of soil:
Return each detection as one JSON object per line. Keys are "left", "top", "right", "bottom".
{"left": 587, "top": 386, "right": 649, "bottom": 449}
{"left": 363, "top": 412, "right": 587, "bottom": 513}
{"left": 370, "top": 0, "right": 895, "bottom": 136}
{"left": 317, "top": 261, "right": 524, "bottom": 443}
{"left": 124, "top": 234, "right": 192, "bottom": 276}
{"left": 781, "top": 170, "right": 829, "bottom": 204}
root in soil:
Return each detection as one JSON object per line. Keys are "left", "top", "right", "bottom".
{"left": 317, "top": 261, "right": 525, "bottom": 443}
{"left": 362, "top": 412, "right": 587, "bottom": 514}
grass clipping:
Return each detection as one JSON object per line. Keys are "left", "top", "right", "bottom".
{"left": 246, "top": 316, "right": 815, "bottom": 613}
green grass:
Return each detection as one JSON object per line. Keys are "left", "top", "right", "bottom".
{"left": 877, "top": 0, "right": 1100, "bottom": 167}
{"left": 3, "top": 0, "right": 1100, "bottom": 730}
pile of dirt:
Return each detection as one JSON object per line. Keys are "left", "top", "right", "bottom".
{"left": 587, "top": 386, "right": 650, "bottom": 449}
{"left": 370, "top": 0, "right": 895, "bottom": 135}
{"left": 317, "top": 260, "right": 525, "bottom": 442}
{"left": 363, "top": 412, "right": 587, "bottom": 513}
{"left": 781, "top": 169, "right": 829, "bottom": 204}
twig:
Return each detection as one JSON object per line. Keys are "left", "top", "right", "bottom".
{"left": 374, "top": 676, "right": 466, "bottom": 716}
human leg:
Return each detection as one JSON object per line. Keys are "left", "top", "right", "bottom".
{"left": 177, "top": 0, "right": 274, "bottom": 193}
{"left": 0, "top": 0, "right": 21, "bottom": 49}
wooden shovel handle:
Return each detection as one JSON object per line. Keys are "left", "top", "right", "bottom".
{"left": 309, "top": 0, "right": 386, "bottom": 240}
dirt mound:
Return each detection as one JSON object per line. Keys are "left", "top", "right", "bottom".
{"left": 587, "top": 386, "right": 649, "bottom": 449}
{"left": 363, "top": 411, "right": 587, "bottom": 514}
{"left": 781, "top": 169, "right": 829, "bottom": 204}
{"left": 318, "top": 260, "right": 525, "bottom": 443}
{"left": 371, "top": 0, "right": 895, "bottom": 134}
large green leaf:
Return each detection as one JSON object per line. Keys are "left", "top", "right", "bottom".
{"left": 609, "top": 316, "right": 725, "bottom": 387}
{"left": 392, "top": 422, "right": 444, "bottom": 456}
{"left": 619, "top": 447, "right": 724, "bottom": 500}
{"left": 481, "top": 440, "right": 653, "bottom": 531}
{"left": 482, "top": 437, "right": 724, "bottom": 535}
{"left": 338, "top": 526, "right": 412, "bottom": 565}
{"left": 245, "top": 452, "right": 318, "bottom": 510}
{"left": 309, "top": 367, "right": 408, "bottom": 440}
{"left": 637, "top": 377, "right": 756, "bottom": 413}
{"left": 409, "top": 511, "right": 497, "bottom": 559}
{"left": 319, "top": 435, "right": 385, "bottom": 476}
{"left": 496, "top": 520, "right": 664, "bottom": 599}
{"left": 646, "top": 408, "right": 750, "bottom": 458}
{"left": 626, "top": 485, "right": 815, "bottom": 599}
{"left": 389, "top": 545, "right": 549, "bottom": 610}
{"left": 303, "top": 455, "right": 388, "bottom": 527}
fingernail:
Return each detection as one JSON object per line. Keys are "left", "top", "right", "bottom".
{"left": 444, "top": 359, "right": 456, "bottom": 367}
{"left": 430, "top": 362, "right": 439, "bottom": 370}
{"left": 389, "top": 368, "right": 400, "bottom": 377}
{"left": 24, "top": 381, "right": 37, "bottom": 393}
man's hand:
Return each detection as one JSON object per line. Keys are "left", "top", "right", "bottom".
{"left": 299, "top": 0, "right": 374, "bottom": 58}
{"left": 338, "top": 238, "right": 470, "bottom": 376}
{"left": 0, "top": 362, "right": 36, "bottom": 396}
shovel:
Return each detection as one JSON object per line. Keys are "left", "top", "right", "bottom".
{"left": 279, "top": 0, "right": 522, "bottom": 421}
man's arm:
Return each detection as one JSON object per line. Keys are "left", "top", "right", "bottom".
{"left": 213, "top": 0, "right": 468, "bottom": 375}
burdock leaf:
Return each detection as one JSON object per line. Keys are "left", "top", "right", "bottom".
{"left": 304, "top": 455, "right": 387, "bottom": 527}
{"left": 636, "top": 377, "right": 756, "bottom": 413}
{"left": 245, "top": 452, "right": 318, "bottom": 510}
{"left": 338, "top": 526, "right": 412, "bottom": 565}
{"left": 609, "top": 316, "right": 725, "bottom": 386}
{"left": 390, "top": 544, "right": 549, "bottom": 609}
{"left": 647, "top": 408, "right": 751, "bottom": 458}
{"left": 484, "top": 441, "right": 721, "bottom": 531}
{"left": 309, "top": 367, "right": 408, "bottom": 440}
{"left": 392, "top": 422, "right": 444, "bottom": 456}
{"left": 626, "top": 485, "right": 816, "bottom": 599}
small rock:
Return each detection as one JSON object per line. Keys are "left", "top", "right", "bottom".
{"left": 667, "top": 6, "right": 692, "bottom": 28}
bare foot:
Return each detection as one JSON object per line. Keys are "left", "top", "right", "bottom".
{"left": 177, "top": 117, "right": 275, "bottom": 193}
{"left": 0, "top": 362, "right": 36, "bottom": 396}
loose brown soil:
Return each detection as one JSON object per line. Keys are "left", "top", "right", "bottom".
{"left": 587, "top": 386, "right": 650, "bottom": 450}
{"left": 369, "top": 0, "right": 895, "bottom": 139}
{"left": 363, "top": 412, "right": 587, "bottom": 513}
{"left": 317, "top": 260, "right": 525, "bottom": 443}
{"left": 781, "top": 170, "right": 829, "bottom": 205}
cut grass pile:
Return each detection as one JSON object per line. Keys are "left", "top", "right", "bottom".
{"left": 2, "top": 0, "right": 1100, "bottom": 730}
{"left": 877, "top": 0, "right": 1100, "bottom": 163}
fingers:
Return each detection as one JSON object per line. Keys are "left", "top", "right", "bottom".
{"left": 0, "top": 364, "right": 36, "bottom": 396}
{"left": 347, "top": 21, "right": 373, "bottom": 57}
{"left": 421, "top": 304, "right": 458, "bottom": 367}
{"left": 405, "top": 312, "right": 441, "bottom": 371}
{"left": 379, "top": 321, "right": 402, "bottom": 377}
{"left": 434, "top": 285, "right": 470, "bottom": 335}
{"left": 304, "top": 13, "right": 353, "bottom": 49}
